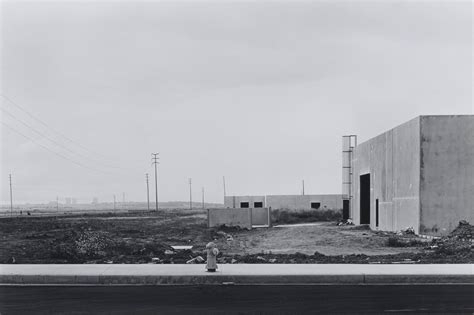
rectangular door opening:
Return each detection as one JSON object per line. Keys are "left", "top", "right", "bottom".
{"left": 375, "top": 199, "right": 379, "bottom": 227}
{"left": 360, "top": 174, "right": 370, "bottom": 224}
{"left": 343, "top": 200, "right": 349, "bottom": 220}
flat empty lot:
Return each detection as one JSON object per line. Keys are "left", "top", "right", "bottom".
{"left": 217, "top": 222, "right": 420, "bottom": 256}
{"left": 0, "top": 210, "right": 468, "bottom": 264}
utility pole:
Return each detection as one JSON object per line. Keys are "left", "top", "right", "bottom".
{"left": 9, "top": 174, "right": 13, "bottom": 217}
{"left": 189, "top": 178, "right": 192, "bottom": 210}
{"left": 202, "top": 187, "right": 205, "bottom": 209}
{"left": 145, "top": 173, "right": 150, "bottom": 211}
{"left": 302, "top": 180, "right": 305, "bottom": 196}
{"left": 113, "top": 194, "right": 116, "bottom": 211}
{"left": 152, "top": 153, "right": 159, "bottom": 211}
{"left": 223, "top": 176, "right": 226, "bottom": 198}
{"left": 122, "top": 192, "right": 125, "bottom": 206}
{"left": 56, "top": 196, "right": 59, "bottom": 214}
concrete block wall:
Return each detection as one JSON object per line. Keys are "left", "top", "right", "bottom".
{"left": 251, "top": 208, "right": 271, "bottom": 225}
{"left": 207, "top": 208, "right": 271, "bottom": 228}
{"left": 419, "top": 116, "right": 474, "bottom": 235}
{"left": 208, "top": 208, "right": 252, "bottom": 229}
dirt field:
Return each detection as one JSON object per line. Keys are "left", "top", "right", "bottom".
{"left": 0, "top": 210, "right": 471, "bottom": 264}
{"left": 216, "top": 223, "right": 422, "bottom": 256}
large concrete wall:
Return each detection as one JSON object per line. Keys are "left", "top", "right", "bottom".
{"left": 208, "top": 208, "right": 252, "bottom": 229}
{"left": 419, "top": 116, "right": 474, "bottom": 235}
{"left": 224, "top": 196, "right": 265, "bottom": 208}
{"left": 352, "top": 117, "right": 421, "bottom": 233}
{"left": 266, "top": 194, "right": 343, "bottom": 210}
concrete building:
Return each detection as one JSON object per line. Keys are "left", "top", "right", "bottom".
{"left": 350, "top": 115, "right": 473, "bottom": 236}
{"left": 266, "top": 194, "right": 342, "bottom": 210}
{"left": 224, "top": 194, "right": 343, "bottom": 210}
{"left": 224, "top": 196, "right": 266, "bottom": 209}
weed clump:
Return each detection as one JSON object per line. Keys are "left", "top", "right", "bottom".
{"left": 271, "top": 209, "right": 342, "bottom": 224}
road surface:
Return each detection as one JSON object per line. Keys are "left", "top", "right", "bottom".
{"left": 1, "top": 284, "right": 473, "bottom": 314}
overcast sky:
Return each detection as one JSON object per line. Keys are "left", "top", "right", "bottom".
{"left": 1, "top": 0, "right": 472, "bottom": 204}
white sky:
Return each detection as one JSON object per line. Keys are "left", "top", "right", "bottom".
{"left": 1, "top": 0, "right": 472, "bottom": 204}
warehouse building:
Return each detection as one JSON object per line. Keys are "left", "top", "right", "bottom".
{"left": 347, "top": 115, "right": 473, "bottom": 236}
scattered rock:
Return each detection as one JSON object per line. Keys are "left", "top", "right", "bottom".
{"left": 164, "top": 250, "right": 175, "bottom": 255}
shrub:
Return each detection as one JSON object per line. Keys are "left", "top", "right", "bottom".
{"left": 271, "top": 209, "right": 342, "bottom": 224}
{"left": 387, "top": 236, "right": 425, "bottom": 247}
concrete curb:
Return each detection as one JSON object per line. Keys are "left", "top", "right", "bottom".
{"left": 1, "top": 264, "right": 472, "bottom": 286}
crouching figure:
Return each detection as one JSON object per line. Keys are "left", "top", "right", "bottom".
{"left": 205, "top": 242, "right": 219, "bottom": 272}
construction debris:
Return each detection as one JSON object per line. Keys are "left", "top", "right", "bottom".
{"left": 337, "top": 218, "right": 353, "bottom": 226}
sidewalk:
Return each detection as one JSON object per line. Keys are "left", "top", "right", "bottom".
{"left": 1, "top": 264, "right": 472, "bottom": 285}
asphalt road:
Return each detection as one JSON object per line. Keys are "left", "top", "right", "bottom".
{"left": 1, "top": 285, "right": 473, "bottom": 314}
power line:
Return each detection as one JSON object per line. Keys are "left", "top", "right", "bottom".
{"left": 2, "top": 121, "right": 111, "bottom": 174}
{"left": 1, "top": 106, "right": 139, "bottom": 173}
{"left": 1, "top": 93, "right": 110, "bottom": 160}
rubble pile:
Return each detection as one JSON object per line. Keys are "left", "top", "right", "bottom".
{"left": 448, "top": 220, "right": 473, "bottom": 241}
{"left": 432, "top": 221, "right": 473, "bottom": 257}
{"left": 337, "top": 219, "right": 354, "bottom": 226}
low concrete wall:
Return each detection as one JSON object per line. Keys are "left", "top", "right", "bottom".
{"left": 252, "top": 208, "right": 271, "bottom": 226}
{"left": 208, "top": 208, "right": 252, "bottom": 229}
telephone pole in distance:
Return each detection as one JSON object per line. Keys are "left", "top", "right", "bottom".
{"left": 202, "top": 187, "right": 205, "bottom": 209}
{"left": 189, "top": 178, "right": 192, "bottom": 210}
{"left": 9, "top": 174, "right": 13, "bottom": 217}
{"left": 152, "top": 153, "right": 159, "bottom": 211}
{"left": 145, "top": 173, "right": 150, "bottom": 211}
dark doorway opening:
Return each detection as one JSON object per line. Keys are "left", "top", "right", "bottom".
{"left": 311, "top": 202, "right": 321, "bottom": 209}
{"left": 360, "top": 174, "right": 370, "bottom": 224}
{"left": 254, "top": 202, "right": 263, "bottom": 208}
{"left": 375, "top": 199, "right": 379, "bottom": 227}
{"left": 240, "top": 202, "right": 249, "bottom": 208}
{"left": 342, "top": 200, "right": 349, "bottom": 220}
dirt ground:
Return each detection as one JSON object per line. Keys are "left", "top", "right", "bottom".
{"left": 215, "top": 222, "right": 422, "bottom": 256}
{"left": 0, "top": 210, "right": 471, "bottom": 264}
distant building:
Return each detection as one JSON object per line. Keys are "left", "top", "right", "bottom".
{"left": 65, "top": 198, "right": 71, "bottom": 205}
{"left": 92, "top": 197, "right": 99, "bottom": 204}
{"left": 224, "top": 194, "right": 343, "bottom": 210}
{"left": 72, "top": 198, "right": 77, "bottom": 205}
{"left": 348, "top": 115, "right": 473, "bottom": 236}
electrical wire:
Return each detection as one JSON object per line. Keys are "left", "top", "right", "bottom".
{"left": 1, "top": 121, "right": 113, "bottom": 175}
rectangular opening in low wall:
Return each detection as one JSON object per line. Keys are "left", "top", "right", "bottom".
{"left": 311, "top": 202, "right": 321, "bottom": 209}
{"left": 240, "top": 202, "right": 249, "bottom": 208}
{"left": 254, "top": 202, "right": 263, "bottom": 208}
